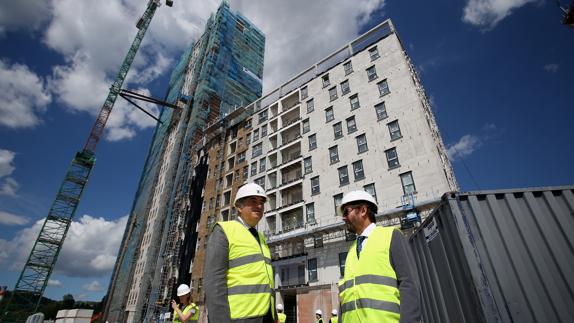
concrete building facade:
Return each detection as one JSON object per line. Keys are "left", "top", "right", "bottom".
{"left": 190, "top": 19, "right": 457, "bottom": 322}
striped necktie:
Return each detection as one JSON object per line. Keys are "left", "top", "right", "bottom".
{"left": 356, "top": 236, "right": 367, "bottom": 258}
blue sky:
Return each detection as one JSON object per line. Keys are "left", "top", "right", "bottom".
{"left": 0, "top": 0, "right": 572, "bottom": 302}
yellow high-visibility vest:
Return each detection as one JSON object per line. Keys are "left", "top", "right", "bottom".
{"left": 219, "top": 221, "right": 275, "bottom": 320}
{"left": 278, "top": 312, "right": 286, "bottom": 322}
{"left": 330, "top": 316, "right": 338, "bottom": 323}
{"left": 173, "top": 303, "right": 198, "bottom": 323}
{"left": 338, "top": 226, "right": 400, "bottom": 322}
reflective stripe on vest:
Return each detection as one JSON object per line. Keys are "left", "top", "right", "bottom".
{"left": 219, "top": 221, "right": 275, "bottom": 320}
{"left": 338, "top": 226, "right": 400, "bottom": 322}
{"left": 173, "top": 303, "right": 199, "bottom": 323}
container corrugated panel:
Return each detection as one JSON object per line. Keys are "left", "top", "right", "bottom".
{"left": 409, "top": 186, "right": 574, "bottom": 323}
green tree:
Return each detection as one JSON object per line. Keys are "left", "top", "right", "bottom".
{"left": 62, "top": 294, "right": 75, "bottom": 309}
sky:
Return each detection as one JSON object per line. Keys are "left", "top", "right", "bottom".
{"left": 0, "top": 0, "right": 573, "bottom": 302}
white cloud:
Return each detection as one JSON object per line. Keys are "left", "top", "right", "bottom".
{"left": 231, "top": 0, "right": 387, "bottom": 92}
{"left": 48, "top": 279, "right": 63, "bottom": 287}
{"left": 0, "top": 211, "right": 29, "bottom": 226}
{"left": 0, "top": 149, "right": 20, "bottom": 197}
{"left": 0, "top": 214, "right": 128, "bottom": 278}
{"left": 0, "top": 0, "right": 51, "bottom": 35}
{"left": 82, "top": 281, "right": 102, "bottom": 292}
{"left": 0, "top": 60, "right": 52, "bottom": 128}
{"left": 543, "top": 63, "right": 559, "bottom": 73}
{"left": 462, "top": 0, "right": 537, "bottom": 30}
{"left": 447, "top": 134, "right": 482, "bottom": 160}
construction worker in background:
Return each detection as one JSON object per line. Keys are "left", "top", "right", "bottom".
{"left": 171, "top": 284, "right": 199, "bottom": 323}
{"left": 315, "top": 309, "right": 324, "bottom": 323}
{"left": 337, "top": 190, "right": 421, "bottom": 322}
{"left": 276, "top": 304, "right": 286, "bottom": 323}
{"left": 204, "top": 183, "right": 277, "bottom": 323}
{"left": 329, "top": 309, "right": 338, "bottom": 323}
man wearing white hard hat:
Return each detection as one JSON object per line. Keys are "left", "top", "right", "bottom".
{"left": 328, "top": 309, "right": 338, "bottom": 323}
{"left": 315, "top": 309, "right": 323, "bottom": 323}
{"left": 276, "top": 304, "right": 286, "bottom": 323}
{"left": 205, "top": 183, "right": 277, "bottom": 323}
{"left": 171, "top": 283, "right": 199, "bottom": 322}
{"left": 337, "top": 190, "right": 420, "bottom": 322}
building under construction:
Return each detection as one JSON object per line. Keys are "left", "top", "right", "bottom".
{"left": 103, "top": 2, "right": 265, "bottom": 322}
{"left": 188, "top": 19, "right": 457, "bottom": 322}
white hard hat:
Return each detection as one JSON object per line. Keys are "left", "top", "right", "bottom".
{"left": 315, "top": 309, "right": 322, "bottom": 315}
{"left": 332, "top": 309, "right": 338, "bottom": 315}
{"left": 338, "top": 190, "right": 378, "bottom": 215}
{"left": 176, "top": 284, "right": 191, "bottom": 296}
{"left": 277, "top": 303, "right": 284, "bottom": 311}
{"left": 234, "top": 183, "right": 267, "bottom": 207}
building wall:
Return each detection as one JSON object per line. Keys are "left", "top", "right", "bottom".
{"left": 189, "top": 19, "right": 457, "bottom": 321}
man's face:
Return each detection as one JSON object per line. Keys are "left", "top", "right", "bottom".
{"left": 342, "top": 204, "right": 365, "bottom": 234}
{"left": 237, "top": 196, "right": 266, "bottom": 227}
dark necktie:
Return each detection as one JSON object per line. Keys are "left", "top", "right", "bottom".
{"left": 249, "top": 227, "right": 260, "bottom": 245}
{"left": 356, "top": 236, "right": 367, "bottom": 258}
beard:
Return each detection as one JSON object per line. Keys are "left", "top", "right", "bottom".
{"left": 345, "top": 221, "right": 357, "bottom": 233}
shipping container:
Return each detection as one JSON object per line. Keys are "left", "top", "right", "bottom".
{"left": 409, "top": 186, "right": 574, "bottom": 323}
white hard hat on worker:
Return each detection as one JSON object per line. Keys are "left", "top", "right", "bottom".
{"left": 177, "top": 284, "right": 191, "bottom": 296}
{"left": 338, "top": 190, "right": 378, "bottom": 215}
{"left": 234, "top": 183, "right": 267, "bottom": 228}
{"left": 234, "top": 182, "right": 267, "bottom": 207}
{"left": 277, "top": 303, "right": 284, "bottom": 311}
{"left": 315, "top": 309, "right": 322, "bottom": 315}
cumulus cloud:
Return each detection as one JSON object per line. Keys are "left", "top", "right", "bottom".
{"left": 0, "top": 0, "right": 51, "bottom": 35}
{"left": 0, "top": 214, "right": 128, "bottom": 277}
{"left": 0, "top": 149, "right": 20, "bottom": 197}
{"left": 0, "top": 211, "right": 29, "bottom": 226}
{"left": 231, "top": 0, "right": 387, "bottom": 92}
{"left": 447, "top": 123, "right": 502, "bottom": 161}
{"left": 0, "top": 60, "right": 52, "bottom": 129}
{"left": 462, "top": 0, "right": 537, "bottom": 30}
{"left": 82, "top": 281, "right": 103, "bottom": 292}
{"left": 543, "top": 63, "right": 559, "bottom": 73}
{"left": 48, "top": 279, "right": 63, "bottom": 287}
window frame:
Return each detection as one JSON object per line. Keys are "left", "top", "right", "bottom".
{"left": 356, "top": 134, "right": 368, "bottom": 154}
{"left": 353, "top": 160, "right": 365, "bottom": 180}
{"left": 304, "top": 157, "right": 313, "bottom": 174}
{"left": 369, "top": 46, "right": 380, "bottom": 61}
{"left": 341, "top": 80, "right": 350, "bottom": 95}
{"left": 350, "top": 94, "right": 360, "bottom": 110}
{"left": 388, "top": 120, "right": 402, "bottom": 141}
{"left": 329, "top": 86, "right": 338, "bottom": 101}
{"left": 366, "top": 65, "right": 378, "bottom": 81}
{"left": 329, "top": 145, "right": 339, "bottom": 164}
{"left": 346, "top": 116, "right": 357, "bottom": 134}
{"left": 385, "top": 147, "right": 400, "bottom": 169}
{"left": 308, "top": 258, "right": 318, "bottom": 282}
{"left": 311, "top": 176, "right": 320, "bottom": 195}
{"left": 338, "top": 166, "right": 349, "bottom": 186}
{"left": 333, "top": 122, "right": 343, "bottom": 139}
{"left": 322, "top": 74, "right": 330, "bottom": 88}
{"left": 301, "top": 86, "right": 308, "bottom": 100}
{"left": 400, "top": 171, "right": 416, "bottom": 195}
{"left": 308, "top": 134, "right": 317, "bottom": 151}
{"left": 325, "top": 107, "right": 334, "bottom": 123}
{"left": 307, "top": 98, "right": 315, "bottom": 113}
{"left": 344, "top": 61, "right": 353, "bottom": 75}
{"left": 378, "top": 79, "right": 390, "bottom": 97}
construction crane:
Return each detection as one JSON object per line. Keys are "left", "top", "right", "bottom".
{"left": 558, "top": 0, "right": 574, "bottom": 27}
{"left": 1, "top": 1, "right": 173, "bottom": 322}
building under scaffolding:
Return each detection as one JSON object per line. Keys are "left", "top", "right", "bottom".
{"left": 187, "top": 19, "right": 458, "bottom": 322}
{"left": 103, "top": 2, "right": 264, "bottom": 322}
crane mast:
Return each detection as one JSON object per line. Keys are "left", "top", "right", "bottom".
{"left": 1, "top": 1, "right": 171, "bottom": 322}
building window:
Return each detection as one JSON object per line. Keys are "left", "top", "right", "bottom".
{"left": 311, "top": 176, "right": 320, "bottom": 195}
{"left": 304, "top": 157, "right": 313, "bottom": 174}
{"left": 333, "top": 122, "right": 343, "bottom": 139}
{"left": 339, "top": 252, "right": 347, "bottom": 277}
{"left": 385, "top": 147, "right": 400, "bottom": 169}
{"left": 340, "top": 80, "right": 350, "bottom": 96}
{"left": 353, "top": 160, "right": 365, "bottom": 180}
{"left": 302, "top": 119, "right": 310, "bottom": 134}
{"left": 259, "top": 158, "right": 266, "bottom": 172}
{"left": 245, "top": 133, "right": 251, "bottom": 145}
{"left": 363, "top": 183, "right": 377, "bottom": 202}
{"left": 369, "top": 46, "right": 380, "bottom": 60}
{"left": 242, "top": 166, "right": 248, "bottom": 179}
{"left": 378, "top": 79, "right": 390, "bottom": 97}
{"left": 344, "top": 61, "right": 353, "bottom": 75}
{"left": 322, "top": 74, "right": 330, "bottom": 88}
{"left": 356, "top": 134, "right": 368, "bottom": 153}
{"left": 252, "top": 143, "right": 263, "bottom": 158}
{"left": 325, "top": 107, "right": 334, "bottom": 122}
{"left": 237, "top": 151, "right": 246, "bottom": 164}
{"left": 338, "top": 166, "right": 349, "bottom": 185}
{"left": 307, "top": 98, "right": 314, "bottom": 113}
{"left": 261, "top": 124, "right": 267, "bottom": 137}
{"left": 308, "top": 258, "right": 318, "bottom": 282}
{"left": 253, "top": 129, "right": 259, "bottom": 142}
{"left": 350, "top": 94, "right": 360, "bottom": 110}
{"left": 251, "top": 162, "right": 257, "bottom": 176}
{"left": 329, "top": 146, "right": 339, "bottom": 164}
{"left": 308, "top": 134, "right": 317, "bottom": 151}
{"left": 244, "top": 119, "right": 252, "bottom": 129}
{"left": 400, "top": 171, "right": 416, "bottom": 194}
{"left": 346, "top": 116, "right": 357, "bottom": 133}
{"left": 301, "top": 86, "right": 308, "bottom": 100}
{"left": 366, "top": 65, "right": 378, "bottom": 81}
{"left": 259, "top": 110, "right": 268, "bottom": 123}
{"left": 334, "top": 193, "right": 343, "bottom": 214}
{"left": 306, "top": 203, "right": 316, "bottom": 224}
{"left": 388, "top": 120, "right": 402, "bottom": 141}
{"left": 329, "top": 86, "right": 338, "bottom": 101}
{"left": 375, "top": 102, "right": 388, "bottom": 120}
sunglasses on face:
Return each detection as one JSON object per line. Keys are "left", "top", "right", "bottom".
{"left": 342, "top": 205, "right": 361, "bottom": 217}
